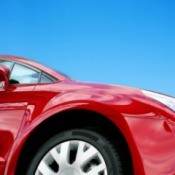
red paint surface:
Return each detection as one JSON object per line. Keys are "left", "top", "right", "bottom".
{"left": 0, "top": 55, "right": 175, "bottom": 175}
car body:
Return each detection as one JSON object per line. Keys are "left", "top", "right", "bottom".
{"left": 0, "top": 55, "right": 175, "bottom": 175}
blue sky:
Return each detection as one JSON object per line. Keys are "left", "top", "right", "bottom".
{"left": 0, "top": 0, "right": 175, "bottom": 95}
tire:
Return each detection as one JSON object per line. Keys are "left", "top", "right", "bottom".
{"left": 26, "top": 129, "right": 124, "bottom": 175}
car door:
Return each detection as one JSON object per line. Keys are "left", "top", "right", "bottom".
{"left": 0, "top": 60, "right": 40, "bottom": 174}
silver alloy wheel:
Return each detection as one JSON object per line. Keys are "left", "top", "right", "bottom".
{"left": 35, "top": 140, "right": 107, "bottom": 175}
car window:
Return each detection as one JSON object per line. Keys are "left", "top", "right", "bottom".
{"left": 10, "top": 63, "right": 40, "bottom": 84}
{"left": 40, "top": 74, "right": 53, "bottom": 84}
{"left": 0, "top": 60, "right": 13, "bottom": 70}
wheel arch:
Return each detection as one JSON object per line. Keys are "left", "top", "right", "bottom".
{"left": 15, "top": 109, "right": 134, "bottom": 174}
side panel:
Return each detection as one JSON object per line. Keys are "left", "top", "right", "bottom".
{"left": 0, "top": 85, "right": 35, "bottom": 175}
{"left": 0, "top": 103, "right": 26, "bottom": 174}
{"left": 125, "top": 116, "right": 175, "bottom": 175}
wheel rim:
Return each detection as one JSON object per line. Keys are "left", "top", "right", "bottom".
{"left": 35, "top": 140, "right": 107, "bottom": 175}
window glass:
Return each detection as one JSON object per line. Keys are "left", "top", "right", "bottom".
{"left": 0, "top": 60, "right": 13, "bottom": 70}
{"left": 10, "top": 64, "right": 39, "bottom": 84}
{"left": 40, "top": 74, "right": 53, "bottom": 84}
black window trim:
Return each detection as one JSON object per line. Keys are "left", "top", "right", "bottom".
{"left": 0, "top": 58, "right": 58, "bottom": 85}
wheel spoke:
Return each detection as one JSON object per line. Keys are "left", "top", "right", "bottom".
{"left": 74, "top": 144, "right": 98, "bottom": 167}
{"left": 76, "top": 141, "right": 86, "bottom": 159}
{"left": 50, "top": 147, "right": 60, "bottom": 164}
{"left": 87, "top": 163, "right": 107, "bottom": 175}
{"left": 37, "top": 161, "right": 56, "bottom": 175}
{"left": 59, "top": 142, "right": 71, "bottom": 165}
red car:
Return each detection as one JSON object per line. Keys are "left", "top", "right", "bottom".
{"left": 0, "top": 55, "right": 175, "bottom": 175}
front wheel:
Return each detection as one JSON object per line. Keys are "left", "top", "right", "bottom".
{"left": 27, "top": 129, "right": 124, "bottom": 175}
